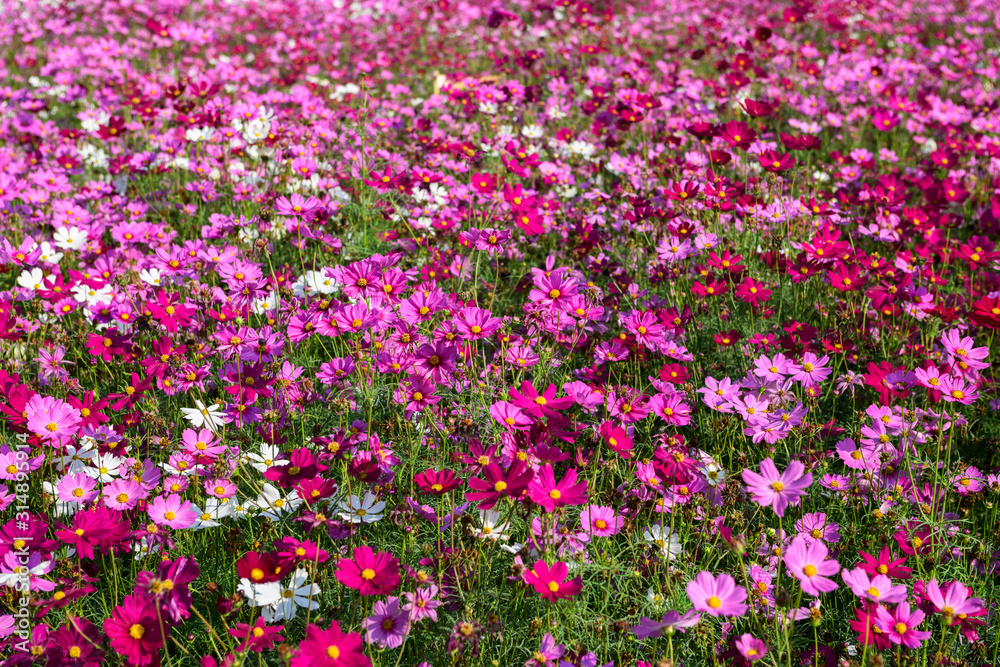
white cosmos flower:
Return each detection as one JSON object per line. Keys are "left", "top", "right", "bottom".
{"left": 295, "top": 270, "right": 337, "bottom": 296}
{"left": 17, "top": 268, "right": 47, "bottom": 291}
{"left": 131, "top": 537, "right": 162, "bottom": 561}
{"left": 238, "top": 579, "right": 282, "bottom": 607}
{"left": 245, "top": 443, "right": 284, "bottom": 472}
{"left": 262, "top": 569, "right": 320, "bottom": 622}
{"left": 646, "top": 586, "right": 667, "bottom": 611}
{"left": 643, "top": 524, "right": 681, "bottom": 561}
{"left": 700, "top": 463, "right": 726, "bottom": 487}
{"left": 53, "top": 226, "right": 88, "bottom": 250}
{"left": 253, "top": 483, "right": 301, "bottom": 521}
{"left": 34, "top": 241, "right": 63, "bottom": 265}
{"left": 336, "top": 491, "right": 385, "bottom": 524}
{"left": 84, "top": 453, "right": 122, "bottom": 483}
{"left": 140, "top": 268, "right": 163, "bottom": 286}
{"left": 522, "top": 124, "right": 543, "bottom": 139}
{"left": 42, "top": 481, "right": 77, "bottom": 518}
{"left": 192, "top": 498, "right": 233, "bottom": 529}
{"left": 476, "top": 509, "right": 510, "bottom": 541}
{"left": 252, "top": 292, "right": 280, "bottom": 315}
{"left": 180, "top": 400, "right": 226, "bottom": 431}
{"left": 71, "top": 283, "right": 113, "bottom": 306}
{"left": 57, "top": 441, "right": 97, "bottom": 473}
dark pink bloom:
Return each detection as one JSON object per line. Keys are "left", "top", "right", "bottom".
{"left": 522, "top": 560, "right": 582, "bottom": 602}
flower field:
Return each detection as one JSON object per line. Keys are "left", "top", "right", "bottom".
{"left": 1, "top": 0, "right": 1000, "bottom": 665}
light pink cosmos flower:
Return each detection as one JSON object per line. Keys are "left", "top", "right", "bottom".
{"left": 148, "top": 494, "right": 197, "bottom": 529}
{"left": 25, "top": 394, "right": 81, "bottom": 443}
{"left": 783, "top": 535, "right": 840, "bottom": 596}
{"left": 841, "top": 567, "right": 908, "bottom": 603}
{"left": 925, "top": 579, "right": 984, "bottom": 623}
{"left": 103, "top": 478, "right": 147, "bottom": 510}
{"left": 56, "top": 472, "right": 98, "bottom": 504}
{"left": 741, "top": 458, "right": 812, "bottom": 517}
{"left": 789, "top": 352, "right": 831, "bottom": 384}
{"left": 795, "top": 512, "right": 840, "bottom": 544}
{"left": 939, "top": 329, "right": 990, "bottom": 372}
{"left": 735, "top": 633, "right": 767, "bottom": 662}
{"left": 753, "top": 353, "right": 793, "bottom": 382}
{"left": 686, "top": 571, "right": 747, "bottom": 617}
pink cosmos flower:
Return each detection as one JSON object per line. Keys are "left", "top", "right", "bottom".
{"left": 453, "top": 307, "right": 502, "bottom": 340}
{"left": 579, "top": 505, "right": 622, "bottom": 537}
{"left": 686, "top": 571, "right": 747, "bottom": 617}
{"left": 735, "top": 634, "right": 767, "bottom": 662}
{"left": 631, "top": 610, "right": 701, "bottom": 638}
{"left": 741, "top": 458, "right": 812, "bottom": 517}
{"left": 25, "top": 394, "right": 81, "bottom": 443}
{"left": 103, "top": 478, "right": 147, "bottom": 510}
{"left": 753, "top": 353, "right": 793, "bottom": 382}
{"left": 938, "top": 375, "right": 979, "bottom": 405}
{"left": 528, "top": 465, "right": 588, "bottom": 513}
{"left": 147, "top": 494, "right": 197, "bottom": 529}
{"left": 403, "top": 584, "right": 441, "bottom": 622}
{"left": 412, "top": 341, "right": 457, "bottom": 383}
{"left": 783, "top": 535, "right": 840, "bottom": 596}
{"left": 103, "top": 593, "right": 164, "bottom": 667}
{"left": 795, "top": 512, "right": 840, "bottom": 544}
{"left": 939, "top": 329, "right": 990, "bottom": 372}
{"left": 874, "top": 603, "right": 932, "bottom": 648}
{"left": 56, "top": 472, "right": 98, "bottom": 504}
{"left": 522, "top": 560, "right": 582, "bottom": 602}
{"left": 489, "top": 401, "right": 533, "bottom": 432}
{"left": 841, "top": 567, "right": 908, "bottom": 603}
{"left": 789, "top": 352, "right": 831, "bottom": 384}
{"left": 925, "top": 579, "right": 984, "bottom": 623}
{"left": 648, "top": 392, "right": 692, "bottom": 426}
{"left": 336, "top": 546, "right": 400, "bottom": 596}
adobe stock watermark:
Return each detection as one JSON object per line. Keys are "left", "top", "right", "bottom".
{"left": 7, "top": 434, "right": 34, "bottom": 654}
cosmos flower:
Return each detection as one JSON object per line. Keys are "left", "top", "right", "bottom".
{"left": 741, "top": 458, "right": 813, "bottom": 517}
{"left": 364, "top": 596, "right": 409, "bottom": 648}
{"left": 522, "top": 560, "right": 582, "bottom": 602}
{"left": 336, "top": 546, "right": 400, "bottom": 596}
{"left": 686, "top": 571, "right": 747, "bottom": 617}
{"left": 874, "top": 603, "right": 932, "bottom": 648}
{"left": 783, "top": 535, "right": 840, "bottom": 596}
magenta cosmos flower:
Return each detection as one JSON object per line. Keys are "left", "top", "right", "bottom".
{"left": 522, "top": 560, "right": 582, "bottom": 602}
{"left": 741, "top": 458, "right": 812, "bottom": 517}
{"left": 335, "top": 546, "right": 400, "bottom": 596}
{"left": 784, "top": 535, "right": 840, "bottom": 596}
{"left": 103, "top": 593, "right": 164, "bottom": 667}
{"left": 579, "top": 505, "right": 622, "bottom": 537}
{"left": 874, "top": 603, "right": 932, "bottom": 648}
{"left": 686, "top": 571, "right": 747, "bottom": 617}
{"left": 290, "top": 620, "right": 369, "bottom": 667}
{"left": 528, "top": 465, "right": 588, "bottom": 513}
